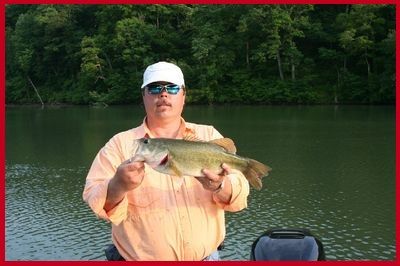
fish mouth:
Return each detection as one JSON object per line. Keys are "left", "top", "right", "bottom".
{"left": 159, "top": 154, "right": 169, "bottom": 166}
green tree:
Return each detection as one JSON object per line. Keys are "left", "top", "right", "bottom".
{"left": 337, "top": 4, "right": 393, "bottom": 103}
{"left": 5, "top": 4, "right": 395, "bottom": 105}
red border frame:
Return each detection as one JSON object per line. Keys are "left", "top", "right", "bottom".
{"left": 1, "top": 1, "right": 398, "bottom": 4}
{"left": 1, "top": 1, "right": 4, "bottom": 263}
{"left": 1, "top": 2, "right": 398, "bottom": 266}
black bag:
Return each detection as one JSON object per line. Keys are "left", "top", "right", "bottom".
{"left": 104, "top": 244, "right": 125, "bottom": 261}
{"left": 250, "top": 228, "right": 325, "bottom": 261}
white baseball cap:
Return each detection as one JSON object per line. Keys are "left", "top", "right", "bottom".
{"left": 141, "top": 61, "right": 185, "bottom": 88}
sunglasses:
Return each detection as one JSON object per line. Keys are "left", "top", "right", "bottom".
{"left": 146, "top": 84, "right": 181, "bottom": 95}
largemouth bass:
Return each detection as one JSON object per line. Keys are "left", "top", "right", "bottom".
{"left": 132, "top": 137, "right": 271, "bottom": 190}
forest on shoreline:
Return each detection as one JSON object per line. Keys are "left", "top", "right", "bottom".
{"left": 6, "top": 5, "right": 395, "bottom": 106}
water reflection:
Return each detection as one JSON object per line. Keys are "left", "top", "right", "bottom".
{"left": 6, "top": 164, "right": 109, "bottom": 260}
{"left": 5, "top": 105, "right": 395, "bottom": 260}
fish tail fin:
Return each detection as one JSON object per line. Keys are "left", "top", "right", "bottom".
{"left": 243, "top": 159, "right": 271, "bottom": 190}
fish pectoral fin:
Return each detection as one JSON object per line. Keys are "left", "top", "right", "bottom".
{"left": 169, "top": 159, "right": 183, "bottom": 177}
{"left": 209, "top": 138, "right": 237, "bottom": 154}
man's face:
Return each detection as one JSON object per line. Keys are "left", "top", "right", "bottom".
{"left": 142, "top": 82, "right": 185, "bottom": 121}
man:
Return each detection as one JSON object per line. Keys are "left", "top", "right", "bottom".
{"left": 82, "top": 61, "right": 250, "bottom": 261}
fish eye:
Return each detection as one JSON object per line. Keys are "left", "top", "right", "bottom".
{"left": 143, "top": 139, "right": 149, "bottom": 144}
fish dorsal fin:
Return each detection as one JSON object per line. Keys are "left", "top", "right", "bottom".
{"left": 209, "top": 138, "right": 237, "bottom": 154}
{"left": 183, "top": 132, "right": 204, "bottom": 142}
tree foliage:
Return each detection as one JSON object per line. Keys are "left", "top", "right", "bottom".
{"left": 6, "top": 4, "right": 395, "bottom": 105}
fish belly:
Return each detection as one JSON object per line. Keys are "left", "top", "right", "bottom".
{"left": 172, "top": 148, "right": 248, "bottom": 177}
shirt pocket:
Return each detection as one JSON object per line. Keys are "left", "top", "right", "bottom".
{"left": 127, "top": 188, "right": 161, "bottom": 216}
{"left": 127, "top": 167, "right": 164, "bottom": 214}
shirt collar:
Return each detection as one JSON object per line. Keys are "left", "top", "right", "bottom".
{"left": 139, "top": 117, "right": 195, "bottom": 139}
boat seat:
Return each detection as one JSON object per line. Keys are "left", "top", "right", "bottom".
{"left": 250, "top": 228, "right": 325, "bottom": 261}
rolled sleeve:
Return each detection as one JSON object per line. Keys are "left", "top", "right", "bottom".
{"left": 105, "top": 194, "right": 129, "bottom": 225}
{"left": 82, "top": 134, "right": 132, "bottom": 225}
{"left": 83, "top": 178, "right": 110, "bottom": 220}
{"left": 83, "top": 178, "right": 129, "bottom": 225}
{"left": 213, "top": 170, "right": 250, "bottom": 212}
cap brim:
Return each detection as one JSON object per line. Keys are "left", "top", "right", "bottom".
{"left": 141, "top": 71, "right": 184, "bottom": 88}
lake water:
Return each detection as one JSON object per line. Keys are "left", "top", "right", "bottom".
{"left": 5, "top": 105, "right": 395, "bottom": 260}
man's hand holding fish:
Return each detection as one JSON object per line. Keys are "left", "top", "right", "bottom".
{"left": 104, "top": 160, "right": 145, "bottom": 211}
{"left": 200, "top": 163, "right": 234, "bottom": 203}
